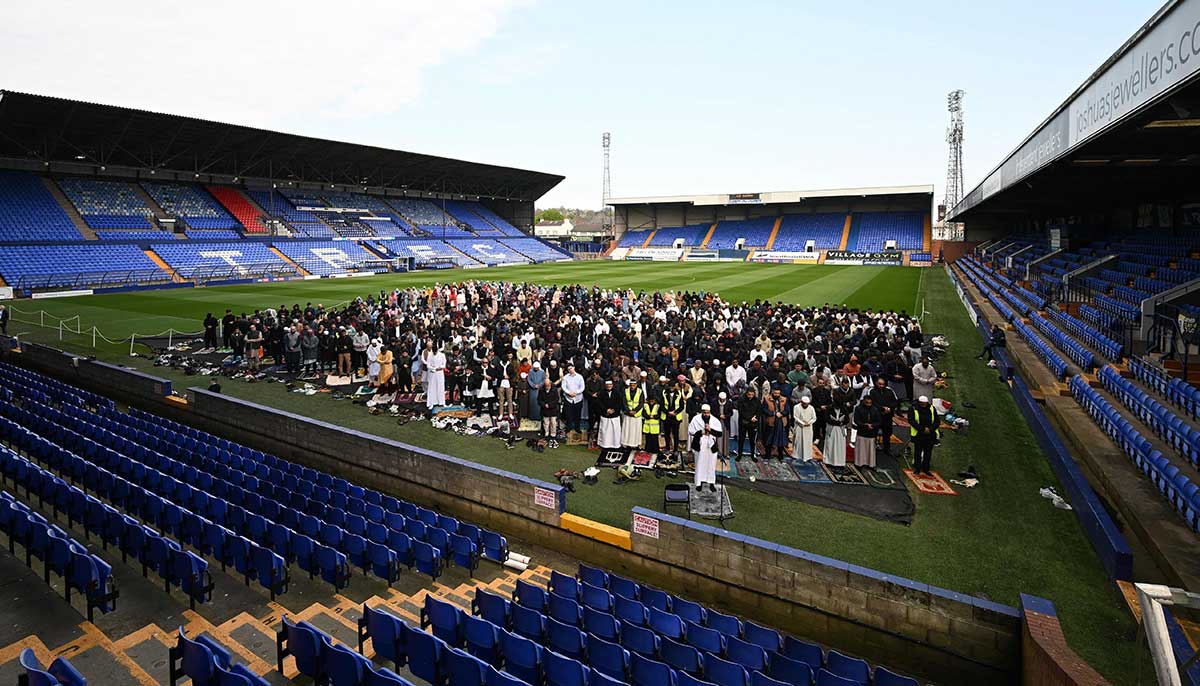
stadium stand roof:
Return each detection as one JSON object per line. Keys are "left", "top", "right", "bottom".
{"left": 951, "top": 0, "right": 1200, "bottom": 222}
{"left": 608, "top": 184, "right": 933, "bottom": 207}
{"left": 0, "top": 90, "right": 563, "bottom": 201}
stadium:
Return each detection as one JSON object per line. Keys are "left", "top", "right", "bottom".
{"left": 1, "top": 2, "right": 1199, "bottom": 686}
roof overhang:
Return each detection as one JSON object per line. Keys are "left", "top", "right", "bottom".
{"left": 608, "top": 184, "right": 934, "bottom": 207}
{"left": 0, "top": 90, "right": 564, "bottom": 201}
{"left": 951, "top": 0, "right": 1200, "bottom": 220}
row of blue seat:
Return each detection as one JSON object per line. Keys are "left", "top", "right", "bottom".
{"left": 408, "top": 589, "right": 913, "bottom": 686}
{"left": 1044, "top": 308, "right": 1122, "bottom": 361}
{"left": 169, "top": 627, "right": 267, "bottom": 686}
{"left": 0, "top": 425, "right": 212, "bottom": 609}
{"left": 18, "top": 648, "right": 86, "bottom": 686}
{"left": 1097, "top": 367, "right": 1200, "bottom": 470}
{"left": 1028, "top": 313, "right": 1094, "bottom": 372}
{"left": 1070, "top": 377, "right": 1200, "bottom": 532}
{"left": 282, "top": 614, "right": 417, "bottom": 686}
{"left": 1010, "top": 320, "right": 1069, "bottom": 379}
{"left": 1129, "top": 357, "right": 1200, "bottom": 422}
{"left": 0, "top": 363, "right": 114, "bottom": 410}
{"left": 120, "top": 406, "right": 510, "bottom": 564}
{"left": 1, "top": 364, "right": 500, "bottom": 603}
{"left": 0, "top": 483, "right": 117, "bottom": 622}
{"left": 9, "top": 397, "right": 363, "bottom": 596}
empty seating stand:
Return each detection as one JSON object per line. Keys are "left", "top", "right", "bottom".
{"left": 1129, "top": 357, "right": 1200, "bottom": 422}
{"left": 1071, "top": 376, "right": 1200, "bottom": 532}
{"left": 0, "top": 170, "right": 82, "bottom": 241}
{"left": 0, "top": 362, "right": 511, "bottom": 613}
{"left": 394, "top": 563, "right": 923, "bottom": 686}
{"left": 0, "top": 245, "right": 169, "bottom": 290}
{"left": 57, "top": 177, "right": 155, "bottom": 229}
{"left": 169, "top": 626, "right": 267, "bottom": 686}
{"left": 142, "top": 182, "right": 241, "bottom": 230}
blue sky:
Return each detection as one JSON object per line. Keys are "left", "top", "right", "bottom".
{"left": 0, "top": 0, "right": 1164, "bottom": 208}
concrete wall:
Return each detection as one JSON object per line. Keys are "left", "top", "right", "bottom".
{"left": 626, "top": 507, "right": 1021, "bottom": 684}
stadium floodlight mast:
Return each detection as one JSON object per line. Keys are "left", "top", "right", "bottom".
{"left": 937, "top": 90, "right": 966, "bottom": 242}
{"left": 602, "top": 132, "right": 613, "bottom": 234}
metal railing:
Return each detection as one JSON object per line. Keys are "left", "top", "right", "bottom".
{"left": 15, "top": 268, "right": 172, "bottom": 291}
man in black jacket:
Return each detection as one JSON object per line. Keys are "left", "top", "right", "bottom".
{"left": 868, "top": 376, "right": 899, "bottom": 457}
{"left": 735, "top": 387, "right": 762, "bottom": 459}
{"left": 976, "top": 324, "right": 1007, "bottom": 360}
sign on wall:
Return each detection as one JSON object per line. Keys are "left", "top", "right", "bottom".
{"left": 727, "top": 193, "right": 762, "bottom": 205}
{"left": 823, "top": 251, "right": 904, "bottom": 266}
{"left": 632, "top": 513, "right": 660, "bottom": 539}
{"left": 533, "top": 486, "right": 558, "bottom": 509}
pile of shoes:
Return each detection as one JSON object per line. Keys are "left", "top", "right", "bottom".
{"left": 289, "top": 383, "right": 319, "bottom": 396}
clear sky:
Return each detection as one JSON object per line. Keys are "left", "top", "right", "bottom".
{"left": 0, "top": 0, "right": 1164, "bottom": 208}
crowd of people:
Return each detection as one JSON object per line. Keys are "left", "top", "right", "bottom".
{"left": 201, "top": 280, "right": 941, "bottom": 481}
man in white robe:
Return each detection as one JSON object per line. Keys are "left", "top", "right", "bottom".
{"left": 597, "top": 380, "right": 623, "bottom": 449}
{"left": 689, "top": 404, "right": 724, "bottom": 490}
{"left": 791, "top": 396, "right": 817, "bottom": 461}
{"left": 425, "top": 347, "right": 447, "bottom": 410}
{"left": 621, "top": 379, "right": 645, "bottom": 449}
{"left": 912, "top": 356, "right": 937, "bottom": 404}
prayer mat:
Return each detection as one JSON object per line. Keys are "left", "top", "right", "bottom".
{"left": 394, "top": 393, "right": 417, "bottom": 404}
{"left": 566, "top": 430, "right": 588, "bottom": 446}
{"left": 821, "top": 463, "right": 869, "bottom": 486}
{"left": 519, "top": 419, "right": 541, "bottom": 432}
{"left": 863, "top": 466, "right": 909, "bottom": 491}
{"left": 627, "top": 451, "right": 658, "bottom": 469}
{"left": 353, "top": 385, "right": 375, "bottom": 396}
{"left": 789, "top": 459, "right": 832, "bottom": 484}
{"left": 903, "top": 469, "right": 958, "bottom": 495}
{"left": 689, "top": 484, "right": 735, "bottom": 520}
{"left": 325, "top": 374, "right": 353, "bottom": 387}
{"left": 716, "top": 454, "right": 737, "bottom": 478}
{"left": 757, "top": 459, "right": 799, "bottom": 481}
{"left": 596, "top": 448, "right": 629, "bottom": 469}
{"left": 733, "top": 457, "right": 762, "bottom": 481}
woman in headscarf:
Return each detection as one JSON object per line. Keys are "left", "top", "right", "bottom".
{"left": 377, "top": 341, "right": 394, "bottom": 393}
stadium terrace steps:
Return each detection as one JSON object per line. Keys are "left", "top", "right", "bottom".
{"left": 838, "top": 213, "right": 852, "bottom": 250}
{"left": 923, "top": 213, "right": 932, "bottom": 252}
{"left": 131, "top": 184, "right": 170, "bottom": 221}
{"left": 207, "top": 186, "right": 267, "bottom": 234}
{"left": 143, "top": 249, "right": 185, "bottom": 283}
{"left": 844, "top": 214, "right": 862, "bottom": 251}
{"left": 765, "top": 216, "right": 783, "bottom": 249}
{"left": 42, "top": 177, "right": 96, "bottom": 240}
{"left": 700, "top": 222, "right": 717, "bottom": 248}
{"left": 641, "top": 230, "right": 656, "bottom": 248}
{"left": 269, "top": 246, "right": 311, "bottom": 276}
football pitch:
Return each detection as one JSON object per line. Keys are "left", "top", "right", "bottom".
{"left": 5, "top": 261, "right": 927, "bottom": 342}
{"left": 1, "top": 262, "right": 1144, "bottom": 681}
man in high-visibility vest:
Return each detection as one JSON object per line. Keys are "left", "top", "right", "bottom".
{"left": 910, "top": 395, "right": 941, "bottom": 475}
{"left": 662, "top": 383, "right": 685, "bottom": 453}
{"left": 621, "top": 379, "right": 645, "bottom": 449}
{"left": 642, "top": 395, "right": 666, "bottom": 454}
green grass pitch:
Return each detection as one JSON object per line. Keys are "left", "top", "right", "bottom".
{"left": 1, "top": 262, "right": 1146, "bottom": 682}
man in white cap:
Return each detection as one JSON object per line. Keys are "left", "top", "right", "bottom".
{"left": 689, "top": 403, "right": 724, "bottom": 491}
{"left": 621, "top": 379, "right": 645, "bottom": 449}
{"left": 909, "top": 395, "right": 940, "bottom": 475}
{"left": 597, "top": 379, "right": 623, "bottom": 449}
{"left": 791, "top": 396, "right": 817, "bottom": 461}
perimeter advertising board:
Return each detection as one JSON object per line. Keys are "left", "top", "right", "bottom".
{"left": 749, "top": 251, "right": 820, "bottom": 264}
{"left": 823, "top": 251, "right": 904, "bottom": 266}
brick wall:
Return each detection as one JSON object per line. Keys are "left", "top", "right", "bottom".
{"left": 1020, "top": 595, "right": 1110, "bottom": 686}
{"left": 628, "top": 508, "right": 1021, "bottom": 684}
